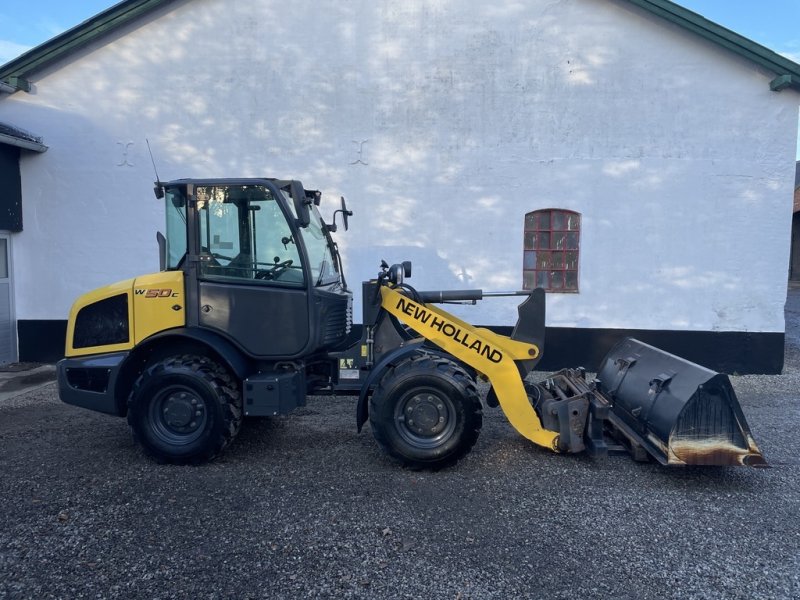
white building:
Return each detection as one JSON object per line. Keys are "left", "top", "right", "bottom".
{"left": 0, "top": 0, "right": 798, "bottom": 373}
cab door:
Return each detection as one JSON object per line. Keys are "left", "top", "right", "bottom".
{"left": 194, "top": 183, "right": 310, "bottom": 357}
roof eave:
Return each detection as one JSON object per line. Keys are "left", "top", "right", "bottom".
{"left": 626, "top": 0, "right": 800, "bottom": 92}
{"left": 0, "top": 132, "right": 47, "bottom": 153}
{"left": 0, "top": 0, "right": 175, "bottom": 93}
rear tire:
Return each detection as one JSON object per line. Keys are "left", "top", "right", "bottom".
{"left": 127, "top": 355, "right": 242, "bottom": 464}
{"left": 369, "top": 354, "right": 482, "bottom": 470}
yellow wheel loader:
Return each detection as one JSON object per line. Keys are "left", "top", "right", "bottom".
{"left": 57, "top": 179, "right": 766, "bottom": 468}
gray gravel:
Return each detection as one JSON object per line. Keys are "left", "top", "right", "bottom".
{"left": 2, "top": 294, "right": 800, "bottom": 599}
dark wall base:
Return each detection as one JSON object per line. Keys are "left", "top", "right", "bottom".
{"left": 18, "top": 320, "right": 67, "bottom": 363}
{"left": 524, "top": 327, "right": 784, "bottom": 375}
{"left": 16, "top": 319, "right": 784, "bottom": 375}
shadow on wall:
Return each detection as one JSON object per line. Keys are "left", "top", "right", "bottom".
{"left": 346, "top": 245, "right": 470, "bottom": 320}
{"left": 3, "top": 104, "right": 167, "bottom": 321}
{"left": 1, "top": 0, "right": 788, "bottom": 331}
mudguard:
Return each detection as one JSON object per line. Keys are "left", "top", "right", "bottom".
{"left": 356, "top": 340, "right": 426, "bottom": 432}
{"left": 133, "top": 327, "right": 252, "bottom": 381}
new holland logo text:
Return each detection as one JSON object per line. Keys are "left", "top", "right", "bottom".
{"left": 135, "top": 288, "right": 180, "bottom": 298}
{"left": 395, "top": 296, "right": 503, "bottom": 363}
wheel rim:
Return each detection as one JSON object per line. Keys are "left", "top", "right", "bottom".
{"left": 393, "top": 387, "right": 457, "bottom": 449}
{"left": 147, "top": 384, "right": 208, "bottom": 446}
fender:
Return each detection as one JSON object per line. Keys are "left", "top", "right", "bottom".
{"left": 356, "top": 340, "right": 425, "bottom": 432}
{"left": 133, "top": 327, "right": 252, "bottom": 380}
{"left": 60, "top": 327, "right": 254, "bottom": 419}
{"left": 114, "top": 327, "right": 253, "bottom": 412}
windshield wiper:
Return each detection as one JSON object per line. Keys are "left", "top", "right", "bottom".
{"left": 316, "top": 259, "right": 330, "bottom": 286}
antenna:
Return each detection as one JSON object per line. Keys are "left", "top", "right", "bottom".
{"left": 146, "top": 138, "right": 164, "bottom": 198}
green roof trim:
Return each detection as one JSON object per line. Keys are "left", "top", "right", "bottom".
{"left": 1, "top": 0, "right": 799, "bottom": 94}
{"left": 626, "top": 0, "right": 800, "bottom": 91}
{"left": 770, "top": 75, "right": 800, "bottom": 93}
{"left": 0, "top": 0, "right": 176, "bottom": 92}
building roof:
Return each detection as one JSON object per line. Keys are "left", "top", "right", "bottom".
{"left": 1, "top": 0, "right": 800, "bottom": 94}
{"left": 0, "top": 0, "right": 178, "bottom": 93}
{"left": 626, "top": 0, "right": 800, "bottom": 92}
{"left": 0, "top": 122, "right": 47, "bottom": 152}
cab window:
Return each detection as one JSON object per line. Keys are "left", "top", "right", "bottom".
{"left": 196, "top": 185, "right": 304, "bottom": 285}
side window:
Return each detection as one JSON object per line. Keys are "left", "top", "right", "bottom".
{"left": 164, "top": 189, "right": 187, "bottom": 269}
{"left": 523, "top": 209, "right": 580, "bottom": 292}
{"left": 196, "top": 185, "right": 304, "bottom": 285}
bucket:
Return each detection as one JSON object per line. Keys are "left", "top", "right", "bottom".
{"left": 596, "top": 338, "right": 767, "bottom": 466}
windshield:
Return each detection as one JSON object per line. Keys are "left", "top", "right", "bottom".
{"left": 302, "top": 205, "right": 341, "bottom": 287}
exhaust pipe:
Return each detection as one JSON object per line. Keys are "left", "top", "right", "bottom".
{"left": 596, "top": 338, "right": 767, "bottom": 467}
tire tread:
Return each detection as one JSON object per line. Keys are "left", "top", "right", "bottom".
{"left": 127, "top": 354, "right": 242, "bottom": 464}
{"left": 369, "top": 353, "right": 482, "bottom": 470}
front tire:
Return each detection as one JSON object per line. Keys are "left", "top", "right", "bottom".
{"left": 369, "top": 354, "right": 482, "bottom": 470}
{"left": 127, "top": 355, "right": 242, "bottom": 464}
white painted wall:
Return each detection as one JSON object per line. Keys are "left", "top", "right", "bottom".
{"left": 1, "top": 0, "right": 797, "bottom": 332}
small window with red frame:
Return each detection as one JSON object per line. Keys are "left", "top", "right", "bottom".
{"left": 523, "top": 209, "right": 580, "bottom": 292}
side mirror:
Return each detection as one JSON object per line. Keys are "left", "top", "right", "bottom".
{"left": 330, "top": 196, "right": 353, "bottom": 232}
{"left": 340, "top": 196, "right": 352, "bottom": 231}
{"left": 156, "top": 231, "right": 167, "bottom": 271}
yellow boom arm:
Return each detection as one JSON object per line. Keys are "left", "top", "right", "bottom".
{"left": 379, "top": 286, "right": 560, "bottom": 452}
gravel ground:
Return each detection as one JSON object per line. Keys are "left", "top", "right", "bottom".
{"left": 2, "top": 296, "right": 800, "bottom": 599}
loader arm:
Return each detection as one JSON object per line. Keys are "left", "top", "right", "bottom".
{"left": 379, "top": 285, "right": 561, "bottom": 452}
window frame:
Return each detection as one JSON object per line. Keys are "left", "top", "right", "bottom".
{"left": 523, "top": 208, "right": 581, "bottom": 293}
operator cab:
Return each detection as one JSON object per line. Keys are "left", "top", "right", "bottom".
{"left": 159, "top": 178, "right": 352, "bottom": 359}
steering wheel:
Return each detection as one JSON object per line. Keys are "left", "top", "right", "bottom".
{"left": 255, "top": 259, "right": 294, "bottom": 280}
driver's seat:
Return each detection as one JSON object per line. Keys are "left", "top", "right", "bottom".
{"left": 220, "top": 252, "right": 255, "bottom": 279}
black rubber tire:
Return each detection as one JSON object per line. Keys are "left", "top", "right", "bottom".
{"left": 369, "top": 354, "right": 482, "bottom": 470}
{"left": 127, "top": 355, "right": 242, "bottom": 464}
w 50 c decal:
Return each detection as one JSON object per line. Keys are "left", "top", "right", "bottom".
{"left": 135, "top": 288, "right": 180, "bottom": 298}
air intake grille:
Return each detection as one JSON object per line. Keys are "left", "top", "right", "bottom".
{"left": 73, "top": 294, "right": 129, "bottom": 349}
{"left": 323, "top": 295, "right": 352, "bottom": 346}
{"left": 66, "top": 367, "right": 112, "bottom": 393}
